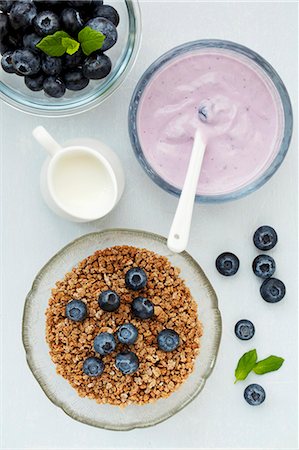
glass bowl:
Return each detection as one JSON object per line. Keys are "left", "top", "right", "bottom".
{"left": 22, "top": 229, "right": 221, "bottom": 430}
{"left": 0, "top": 0, "right": 141, "bottom": 117}
{"left": 128, "top": 39, "right": 293, "bottom": 203}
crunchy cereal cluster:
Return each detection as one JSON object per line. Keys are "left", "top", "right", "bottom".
{"left": 46, "top": 246, "right": 203, "bottom": 406}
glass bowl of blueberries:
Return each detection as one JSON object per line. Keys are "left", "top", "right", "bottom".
{"left": 0, "top": 0, "right": 141, "bottom": 116}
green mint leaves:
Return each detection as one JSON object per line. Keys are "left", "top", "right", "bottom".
{"left": 234, "top": 349, "right": 284, "bottom": 383}
{"left": 78, "top": 26, "right": 106, "bottom": 56}
{"left": 36, "top": 27, "right": 105, "bottom": 57}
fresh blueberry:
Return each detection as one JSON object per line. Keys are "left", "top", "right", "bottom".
{"left": 65, "top": 299, "right": 87, "bottom": 321}
{"left": 244, "top": 384, "right": 266, "bottom": 406}
{"left": 64, "top": 69, "right": 89, "bottom": 90}
{"left": 117, "top": 323, "right": 138, "bottom": 345}
{"left": 61, "top": 8, "right": 84, "bottom": 36}
{"left": 83, "top": 356, "right": 104, "bottom": 376}
{"left": 115, "top": 351, "right": 139, "bottom": 375}
{"left": 11, "top": 49, "right": 41, "bottom": 75}
{"left": 1, "top": 50, "right": 15, "bottom": 73}
{"left": 215, "top": 252, "right": 240, "bottom": 276}
{"left": 82, "top": 52, "right": 111, "bottom": 80}
{"left": 25, "top": 72, "right": 45, "bottom": 91}
{"left": 34, "top": 10, "right": 60, "bottom": 36}
{"left": 157, "top": 329, "right": 180, "bottom": 352}
{"left": 125, "top": 267, "right": 147, "bottom": 291}
{"left": 9, "top": 1, "right": 37, "bottom": 30}
{"left": 42, "top": 55, "right": 62, "bottom": 75}
{"left": 98, "top": 289, "right": 120, "bottom": 312}
{"left": 94, "top": 332, "right": 116, "bottom": 355}
{"left": 131, "top": 297, "right": 154, "bottom": 319}
{"left": 260, "top": 277, "right": 286, "bottom": 303}
{"left": 93, "top": 5, "right": 120, "bottom": 27}
{"left": 43, "top": 76, "right": 65, "bottom": 97}
{"left": 23, "top": 33, "right": 41, "bottom": 53}
{"left": 63, "top": 49, "right": 83, "bottom": 68}
{"left": 91, "top": 0, "right": 104, "bottom": 6}
{"left": 86, "top": 17, "right": 117, "bottom": 51}
{"left": 0, "top": 1, "right": 13, "bottom": 13}
{"left": 35, "top": 0, "right": 65, "bottom": 13}
{"left": 253, "top": 225, "right": 278, "bottom": 251}
{"left": 252, "top": 254, "right": 276, "bottom": 279}
{"left": 0, "top": 13, "right": 8, "bottom": 39}
{"left": 234, "top": 320, "right": 255, "bottom": 340}
{"left": 1, "top": 30, "right": 23, "bottom": 51}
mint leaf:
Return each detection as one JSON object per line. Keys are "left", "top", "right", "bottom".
{"left": 61, "top": 37, "right": 80, "bottom": 55}
{"left": 234, "top": 349, "right": 257, "bottom": 383}
{"left": 36, "top": 31, "right": 71, "bottom": 56}
{"left": 78, "top": 26, "right": 105, "bottom": 56}
{"left": 253, "top": 355, "right": 284, "bottom": 375}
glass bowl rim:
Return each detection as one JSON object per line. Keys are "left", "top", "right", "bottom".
{"left": 128, "top": 38, "right": 293, "bottom": 203}
{"left": 22, "top": 228, "right": 222, "bottom": 431}
{"left": 0, "top": 0, "right": 142, "bottom": 117}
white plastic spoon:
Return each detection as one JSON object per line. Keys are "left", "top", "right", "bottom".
{"left": 167, "top": 128, "right": 206, "bottom": 253}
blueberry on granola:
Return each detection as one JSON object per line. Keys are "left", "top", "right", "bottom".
{"left": 125, "top": 267, "right": 147, "bottom": 291}
{"left": 94, "top": 332, "right": 116, "bottom": 355}
{"left": 157, "top": 329, "right": 180, "bottom": 352}
{"left": 83, "top": 356, "right": 104, "bottom": 377}
{"left": 115, "top": 351, "right": 139, "bottom": 375}
{"left": 98, "top": 289, "right": 120, "bottom": 312}
{"left": 117, "top": 323, "right": 138, "bottom": 345}
{"left": 131, "top": 297, "right": 154, "bottom": 319}
{"left": 65, "top": 299, "right": 87, "bottom": 322}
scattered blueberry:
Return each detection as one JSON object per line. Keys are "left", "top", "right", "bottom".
{"left": 11, "top": 49, "right": 40, "bottom": 75}
{"left": 93, "top": 4, "right": 120, "bottom": 26}
{"left": 215, "top": 252, "right": 240, "bottom": 276}
{"left": 98, "top": 289, "right": 120, "bottom": 312}
{"left": 117, "top": 323, "right": 138, "bottom": 345}
{"left": 94, "top": 332, "right": 116, "bottom": 355}
{"left": 82, "top": 52, "right": 112, "bottom": 80}
{"left": 34, "top": 10, "right": 60, "bottom": 36}
{"left": 86, "top": 17, "right": 117, "bottom": 51}
{"left": 234, "top": 320, "right": 255, "bottom": 340}
{"left": 157, "top": 329, "right": 180, "bottom": 352}
{"left": 260, "top": 277, "right": 286, "bottom": 303}
{"left": 65, "top": 299, "right": 87, "bottom": 322}
{"left": 1, "top": 50, "right": 15, "bottom": 73}
{"left": 253, "top": 226, "right": 278, "bottom": 251}
{"left": 83, "top": 356, "right": 104, "bottom": 377}
{"left": 252, "top": 254, "right": 276, "bottom": 279}
{"left": 23, "top": 33, "right": 41, "bottom": 53}
{"left": 42, "top": 55, "right": 62, "bottom": 75}
{"left": 125, "top": 267, "right": 147, "bottom": 291}
{"left": 115, "top": 351, "right": 139, "bottom": 375}
{"left": 64, "top": 69, "right": 89, "bottom": 91}
{"left": 43, "top": 76, "right": 66, "bottom": 97}
{"left": 61, "top": 8, "right": 84, "bottom": 36}
{"left": 0, "top": 1, "right": 13, "bottom": 13}
{"left": 63, "top": 49, "right": 83, "bottom": 68}
{"left": 9, "top": 1, "right": 37, "bottom": 30}
{"left": 131, "top": 297, "right": 154, "bottom": 319}
{"left": 244, "top": 384, "right": 266, "bottom": 406}
{"left": 25, "top": 72, "right": 45, "bottom": 91}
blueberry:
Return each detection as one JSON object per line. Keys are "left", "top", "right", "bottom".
{"left": 67, "top": 1, "right": 93, "bottom": 7}
{"left": 82, "top": 52, "right": 111, "bottom": 80}
{"left": 9, "top": 1, "right": 37, "bottom": 30}
{"left": 64, "top": 69, "right": 89, "bottom": 90}
{"left": 115, "top": 351, "right": 139, "bottom": 375}
{"left": 43, "top": 76, "right": 65, "bottom": 97}
{"left": 25, "top": 72, "right": 45, "bottom": 91}
{"left": 23, "top": 33, "right": 41, "bottom": 53}
{"left": 34, "top": 10, "right": 60, "bottom": 36}
{"left": 93, "top": 5, "right": 120, "bottom": 27}
{"left": 2, "top": 31, "right": 23, "bottom": 51}
{"left": 215, "top": 252, "right": 240, "bottom": 276}
{"left": 83, "top": 356, "right": 104, "bottom": 377}
{"left": 252, "top": 254, "right": 276, "bottom": 279}
{"left": 11, "top": 49, "right": 40, "bottom": 75}
{"left": 157, "top": 329, "right": 180, "bottom": 352}
{"left": 42, "top": 55, "right": 62, "bottom": 75}
{"left": 86, "top": 17, "right": 117, "bottom": 51}
{"left": 125, "top": 267, "right": 147, "bottom": 291}
{"left": 0, "top": 39, "right": 10, "bottom": 55}
{"left": 260, "top": 277, "right": 286, "bottom": 303}
{"left": 61, "top": 8, "right": 84, "bottom": 36}
{"left": 65, "top": 299, "right": 87, "bottom": 321}
{"left": 117, "top": 323, "right": 138, "bottom": 345}
{"left": 63, "top": 49, "right": 83, "bottom": 69}
{"left": 131, "top": 297, "right": 154, "bottom": 319}
{"left": 94, "top": 332, "right": 116, "bottom": 355}
{"left": 0, "top": 13, "right": 8, "bottom": 38}
{"left": 1, "top": 50, "right": 15, "bottom": 73}
{"left": 244, "top": 384, "right": 266, "bottom": 406}
{"left": 98, "top": 289, "right": 120, "bottom": 312}
{"left": 0, "top": 1, "right": 13, "bottom": 13}
{"left": 234, "top": 320, "right": 255, "bottom": 340}
{"left": 253, "top": 225, "right": 278, "bottom": 251}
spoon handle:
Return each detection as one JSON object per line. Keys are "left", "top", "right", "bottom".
{"left": 167, "top": 129, "right": 206, "bottom": 253}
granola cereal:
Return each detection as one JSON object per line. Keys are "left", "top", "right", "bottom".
{"left": 46, "top": 245, "right": 203, "bottom": 406}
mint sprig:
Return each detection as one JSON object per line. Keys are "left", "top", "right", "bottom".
{"left": 36, "top": 27, "right": 106, "bottom": 57}
{"left": 234, "top": 350, "right": 284, "bottom": 383}
{"left": 253, "top": 355, "right": 284, "bottom": 374}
